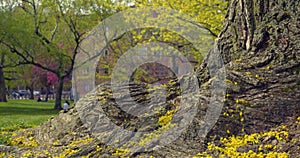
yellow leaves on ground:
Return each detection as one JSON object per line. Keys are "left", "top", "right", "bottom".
{"left": 112, "top": 148, "right": 130, "bottom": 157}
{"left": 68, "top": 137, "right": 94, "bottom": 147}
{"left": 194, "top": 128, "right": 289, "bottom": 158}
{"left": 0, "top": 153, "right": 5, "bottom": 158}
{"left": 158, "top": 109, "right": 175, "bottom": 126}
{"left": 9, "top": 131, "right": 38, "bottom": 147}
{"left": 296, "top": 116, "right": 300, "bottom": 124}
{"left": 235, "top": 99, "right": 248, "bottom": 105}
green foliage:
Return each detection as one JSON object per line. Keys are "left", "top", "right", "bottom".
{"left": 95, "top": 1, "right": 227, "bottom": 84}
{"left": 116, "top": 0, "right": 228, "bottom": 36}
{"left": 0, "top": 132, "right": 10, "bottom": 145}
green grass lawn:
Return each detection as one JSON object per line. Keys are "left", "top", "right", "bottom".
{"left": 0, "top": 100, "right": 64, "bottom": 145}
{"left": 0, "top": 100, "right": 60, "bottom": 132}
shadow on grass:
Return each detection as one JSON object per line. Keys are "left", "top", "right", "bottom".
{"left": 0, "top": 106, "right": 58, "bottom": 116}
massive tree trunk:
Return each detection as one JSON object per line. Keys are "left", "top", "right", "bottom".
{"left": 0, "top": 54, "right": 7, "bottom": 102}
{"left": 206, "top": 0, "right": 300, "bottom": 136}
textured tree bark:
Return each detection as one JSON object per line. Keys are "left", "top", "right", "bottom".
{"left": 203, "top": 0, "right": 300, "bottom": 136}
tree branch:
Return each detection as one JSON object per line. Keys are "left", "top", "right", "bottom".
{"left": 179, "top": 17, "right": 218, "bottom": 37}
{"left": 50, "top": 18, "right": 59, "bottom": 42}
{"left": 0, "top": 40, "right": 57, "bottom": 74}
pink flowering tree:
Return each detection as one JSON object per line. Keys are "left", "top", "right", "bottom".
{"left": 32, "top": 66, "right": 56, "bottom": 101}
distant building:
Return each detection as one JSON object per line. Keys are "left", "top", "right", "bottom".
{"left": 96, "top": 44, "right": 198, "bottom": 85}
{"left": 74, "top": 29, "right": 200, "bottom": 99}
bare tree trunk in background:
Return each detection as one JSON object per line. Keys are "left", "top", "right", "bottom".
{"left": 0, "top": 54, "right": 7, "bottom": 102}
{"left": 45, "top": 85, "right": 50, "bottom": 102}
{"left": 54, "top": 76, "right": 64, "bottom": 110}
{"left": 28, "top": 82, "right": 34, "bottom": 100}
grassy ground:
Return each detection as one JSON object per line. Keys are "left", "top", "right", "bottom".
{"left": 0, "top": 100, "right": 63, "bottom": 145}
{"left": 0, "top": 100, "right": 59, "bottom": 131}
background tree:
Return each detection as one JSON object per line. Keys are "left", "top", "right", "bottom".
{"left": 0, "top": 0, "right": 114, "bottom": 109}
{"left": 0, "top": 44, "right": 25, "bottom": 102}
{"left": 0, "top": 47, "right": 7, "bottom": 102}
{"left": 0, "top": 3, "right": 19, "bottom": 102}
